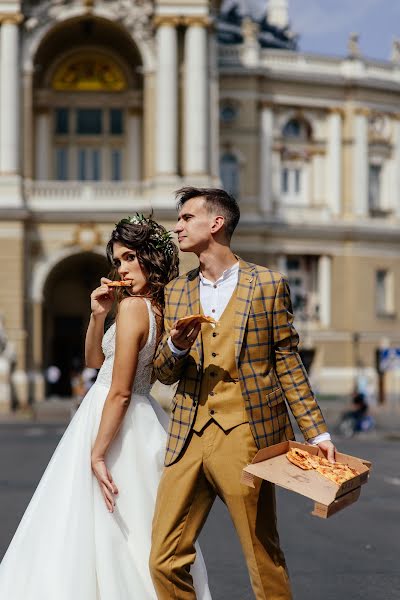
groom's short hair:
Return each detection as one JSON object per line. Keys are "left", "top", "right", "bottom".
{"left": 175, "top": 187, "right": 240, "bottom": 240}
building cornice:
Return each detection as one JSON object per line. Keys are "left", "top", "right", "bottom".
{"left": 236, "top": 217, "right": 400, "bottom": 244}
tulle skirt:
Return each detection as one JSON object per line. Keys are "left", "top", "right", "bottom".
{"left": 0, "top": 381, "right": 211, "bottom": 599}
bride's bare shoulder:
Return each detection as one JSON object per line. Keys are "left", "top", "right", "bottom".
{"left": 116, "top": 297, "right": 149, "bottom": 325}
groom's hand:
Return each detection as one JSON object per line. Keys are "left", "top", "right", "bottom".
{"left": 170, "top": 321, "right": 202, "bottom": 351}
{"left": 317, "top": 440, "right": 336, "bottom": 463}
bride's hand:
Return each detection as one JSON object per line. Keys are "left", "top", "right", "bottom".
{"left": 90, "top": 277, "right": 114, "bottom": 317}
{"left": 91, "top": 456, "right": 119, "bottom": 512}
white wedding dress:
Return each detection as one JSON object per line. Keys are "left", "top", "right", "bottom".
{"left": 0, "top": 299, "right": 211, "bottom": 599}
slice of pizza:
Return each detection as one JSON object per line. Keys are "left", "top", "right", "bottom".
{"left": 316, "top": 463, "right": 359, "bottom": 485}
{"left": 306, "top": 454, "right": 323, "bottom": 469}
{"left": 286, "top": 448, "right": 315, "bottom": 470}
{"left": 106, "top": 280, "right": 133, "bottom": 287}
{"left": 175, "top": 314, "right": 217, "bottom": 328}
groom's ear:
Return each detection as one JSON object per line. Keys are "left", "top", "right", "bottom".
{"left": 210, "top": 215, "right": 224, "bottom": 234}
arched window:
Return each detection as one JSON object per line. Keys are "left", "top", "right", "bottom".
{"left": 220, "top": 153, "right": 240, "bottom": 197}
{"left": 50, "top": 53, "right": 128, "bottom": 181}
{"left": 280, "top": 117, "right": 312, "bottom": 205}
{"left": 34, "top": 38, "right": 143, "bottom": 183}
{"left": 282, "top": 118, "right": 311, "bottom": 141}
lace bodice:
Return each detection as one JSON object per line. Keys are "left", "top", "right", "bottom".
{"left": 96, "top": 298, "right": 157, "bottom": 394}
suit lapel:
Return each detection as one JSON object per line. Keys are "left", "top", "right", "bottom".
{"left": 234, "top": 259, "right": 256, "bottom": 366}
{"left": 185, "top": 268, "right": 203, "bottom": 365}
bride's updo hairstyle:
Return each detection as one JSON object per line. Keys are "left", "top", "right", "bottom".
{"left": 106, "top": 214, "right": 179, "bottom": 309}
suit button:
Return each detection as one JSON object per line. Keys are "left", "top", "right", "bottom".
{"left": 212, "top": 352, "right": 217, "bottom": 357}
{"left": 212, "top": 332, "right": 217, "bottom": 337}
{"left": 209, "top": 409, "right": 215, "bottom": 415}
{"left": 209, "top": 391, "right": 215, "bottom": 396}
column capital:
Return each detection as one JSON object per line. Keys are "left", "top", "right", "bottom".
{"left": 0, "top": 13, "right": 23, "bottom": 25}
{"left": 153, "top": 15, "right": 182, "bottom": 28}
{"left": 258, "top": 100, "right": 274, "bottom": 111}
{"left": 354, "top": 106, "right": 370, "bottom": 117}
{"left": 327, "top": 106, "right": 344, "bottom": 117}
{"left": 182, "top": 16, "right": 212, "bottom": 28}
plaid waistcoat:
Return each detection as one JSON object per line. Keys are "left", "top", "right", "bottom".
{"left": 153, "top": 258, "right": 328, "bottom": 466}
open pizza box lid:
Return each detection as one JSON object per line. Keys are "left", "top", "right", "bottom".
{"left": 241, "top": 440, "right": 372, "bottom": 518}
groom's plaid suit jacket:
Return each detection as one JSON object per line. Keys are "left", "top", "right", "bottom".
{"left": 154, "top": 258, "right": 328, "bottom": 466}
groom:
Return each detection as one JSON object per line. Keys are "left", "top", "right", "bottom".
{"left": 150, "top": 187, "right": 335, "bottom": 599}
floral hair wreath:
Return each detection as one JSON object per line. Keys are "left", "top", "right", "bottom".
{"left": 116, "top": 213, "right": 175, "bottom": 256}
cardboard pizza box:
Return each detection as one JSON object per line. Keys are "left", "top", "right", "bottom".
{"left": 241, "top": 440, "right": 372, "bottom": 519}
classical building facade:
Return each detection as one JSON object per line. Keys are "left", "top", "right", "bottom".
{"left": 1, "top": 0, "right": 400, "bottom": 409}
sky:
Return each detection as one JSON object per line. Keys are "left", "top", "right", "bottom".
{"left": 246, "top": 0, "right": 400, "bottom": 62}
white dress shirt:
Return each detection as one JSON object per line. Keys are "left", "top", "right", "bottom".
{"left": 168, "top": 261, "right": 331, "bottom": 446}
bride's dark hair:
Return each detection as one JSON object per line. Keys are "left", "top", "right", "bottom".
{"left": 106, "top": 216, "right": 179, "bottom": 309}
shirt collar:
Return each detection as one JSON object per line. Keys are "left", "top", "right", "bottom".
{"left": 199, "top": 261, "right": 239, "bottom": 286}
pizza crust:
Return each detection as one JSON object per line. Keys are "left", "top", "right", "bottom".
{"left": 175, "top": 314, "right": 217, "bottom": 328}
{"left": 106, "top": 280, "right": 133, "bottom": 287}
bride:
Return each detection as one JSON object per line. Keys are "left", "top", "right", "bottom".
{"left": 0, "top": 215, "right": 212, "bottom": 600}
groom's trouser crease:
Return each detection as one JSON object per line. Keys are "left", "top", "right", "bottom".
{"left": 150, "top": 422, "right": 292, "bottom": 599}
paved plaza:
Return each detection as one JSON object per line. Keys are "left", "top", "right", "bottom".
{"left": 0, "top": 404, "right": 399, "bottom": 599}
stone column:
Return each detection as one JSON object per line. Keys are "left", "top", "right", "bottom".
{"left": 277, "top": 254, "right": 287, "bottom": 275}
{"left": 32, "top": 300, "right": 45, "bottom": 403}
{"left": 127, "top": 110, "right": 142, "bottom": 181}
{"left": 393, "top": 118, "right": 400, "bottom": 218}
{"left": 318, "top": 255, "right": 331, "bottom": 328}
{"left": 23, "top": 69, "right": 34, "bottom": 180}
{"left": 353, "top": 109, "right": 368, "bottom": 217}
{"left": 208, "top": 31, "right": 219, "bottom": 181}
{"left": 0, "top": 15, "right": 22, "bottom": 174}
{"left": 184, "top": 17, "right": 209, "bottom": 176}
{"left": 326, "top": 108, "right": 342, "bottom": 215}
{"left": 271, "top": 147, "right": 281, "bottom": 214}
{"left": 155, "top": 17, "right": 178, "bottom": 177}
{"left": 259, "top": 103, "right": 273, "bottom": 212}
{"left": 312, "top": 152, "right": 324, "bottom": 206}
{"left": 35, "top": 110, "right": 51, "bottom": 180}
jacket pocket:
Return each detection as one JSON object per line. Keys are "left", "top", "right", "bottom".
{"left": 265, "top": 386, "right": 285, "bottom": 407}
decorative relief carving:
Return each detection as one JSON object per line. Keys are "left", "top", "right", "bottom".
{"left": 105, "top": 0, "right": 154, "bottom": 41}
{"left": 24, "top": 0, "right": 69, "bottom": 32}
{"left": 368, "top": 113, "right": 392, "bottom": 143}
{"left": 72, "top": 224, "right": 102, "bottom": 251}
{"left": 24, "top": 0, "right": 154, "bottom": 42}
{"left": 52, "top": 52, "right": 127, "bottom": 91}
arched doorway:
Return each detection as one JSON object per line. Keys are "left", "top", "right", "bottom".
{"left": 42, "top": 252, "right": 109, "bottom": 397}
